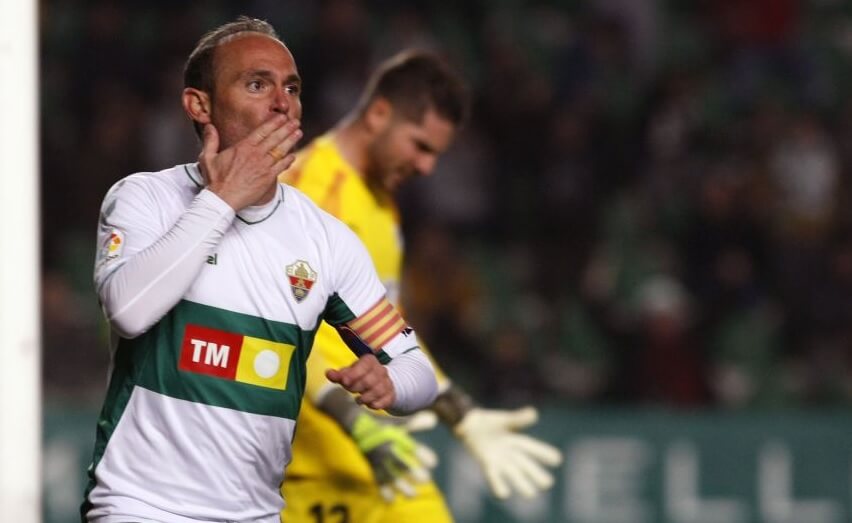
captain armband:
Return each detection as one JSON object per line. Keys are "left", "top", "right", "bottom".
{"left": 339, "top": 297, "right": 421, "bottom": 362}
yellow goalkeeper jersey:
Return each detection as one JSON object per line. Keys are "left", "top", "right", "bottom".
{"left": 280, "top": 134, "right": 446, "bottom": 485}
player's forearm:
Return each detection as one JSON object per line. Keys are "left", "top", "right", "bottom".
{"left": 385, "top": 349, "right": 437, "bottom": 414}
{"left": 97, "top": 190, "right": 234, "bottom": 338}
{"left": 407, "top": 338, "right": 452, "bottom": 391}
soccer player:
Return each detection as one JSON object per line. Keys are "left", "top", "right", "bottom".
{"left": 81, "top": 18, "right": 437, "bottom": 523}
{"left": 279, "top": 50, "right": 563, "bottom": 523}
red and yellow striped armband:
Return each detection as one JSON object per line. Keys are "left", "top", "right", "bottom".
{"left": 338, "top": 297, "right": 418, "bottom": 363}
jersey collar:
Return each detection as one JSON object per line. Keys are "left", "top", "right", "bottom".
{"left": 237, "top": 184, "right": 284, "bottom": 224}
{"left": 184, "top": 163, "right": 284, "bottom": 225}
{"left": 184, "top": 163, "right": 204, "bottom": 188}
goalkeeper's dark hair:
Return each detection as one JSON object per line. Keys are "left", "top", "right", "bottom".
{"left": 183, "top": 16, "right": 281, "bottom": 136}
{"left": 358, "top": 50, "right": 469, "bottom": 127}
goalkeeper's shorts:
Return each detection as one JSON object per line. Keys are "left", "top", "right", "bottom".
{"left": 281, "top": 477, "right": 453, "bottom": 523}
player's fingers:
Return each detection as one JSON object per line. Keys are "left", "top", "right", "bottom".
{"left": 343, "top": 355, "right": 394, "bottom": 408}
{"left": 512, "top": 434, "right": 564, "bottom": 466}
{"left": 394, "top": 477, "right": 416, "bottom": 498}
{"left": 483, "top": 464, "right": 512, "bottom": 499}
{"left": 271, "top": 152, "right": 297, "bottom": 176}
{"left": 415, "top": 444, "right": 439, "bottom": 470}
{"left": 249, "top": 113, "right": 290, "bottom": 146}
{"left": 392, "top": 432, "right": 418, "bottom": 457}
{"left": 379, "top": 485, "right": 395, "bottom": 503}
{"left": 388, "top": 447, "right": 411, "bottom": 467}
{"left": 506, "top": 449, "right": 555, "bottom": 493}
{"left": 403, "top": 410, "right": 438, "bottom": 432}
{"left": 501, "top": 406, "right": 538, "bottom": 430}
{"left": 328, "top": 368, "right": 364, "bottom": 390}
{"left": 356, "top": 383, "right": 394, "bottom": 410}
{"left": 503, "top": 468, "right": 538, "bottom": 499}
{"left": 359, "top": 398, "right": 393, "bottom": 410}
{"left": 327, "top": 356, "right": 373, "bottom": 389}
{"left": 198, "top": 124, "right": 219, "bottom": 165}
{"left": 351, "top": 355, "right": 390, "bottom": 391}
{"left": 491, "top": 455, "right": 536, "bottom": 499}
{"left": 326, "top": 368, "right": 383, "bottom": 403}
{"left": 409, "top": 464, "right": 431, "bottom": 483}
{"left": 350, "top": 353, "right": 381, "bottom": 376}
{"left": 263, "top": 120, "right": 302, "bottom": 161}
{"left": 325, "top": 368, "right": 343, "bottom": 385}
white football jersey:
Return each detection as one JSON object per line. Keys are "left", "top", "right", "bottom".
{"left": 84, "top": 164, "right": 388, "bottom": 523}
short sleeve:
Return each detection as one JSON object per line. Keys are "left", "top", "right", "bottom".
{"left": 322, "top": 220, "right": 386, "bottom": 326}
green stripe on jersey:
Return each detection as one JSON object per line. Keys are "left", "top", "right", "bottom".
{"left": 114, "top": 299, "right": 316, "bottom": 419}
{"left": 81, "top": 300, "right": 317, "bottom": 516}
{"left": 323, "top": 292, "right": 357, "bottom": 326}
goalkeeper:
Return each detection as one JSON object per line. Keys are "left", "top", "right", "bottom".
{"left": 279, "top": 50, "right": 563, "bottom": 522}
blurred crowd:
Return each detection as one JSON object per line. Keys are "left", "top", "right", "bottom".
{"left": 42, "top": 0, "right": 852, "bottom": 409}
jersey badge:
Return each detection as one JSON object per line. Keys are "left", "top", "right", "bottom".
{"left": 286, "top": 260, "right": 317, "bottom": 302}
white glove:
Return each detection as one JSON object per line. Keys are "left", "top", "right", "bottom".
{"left": 453, "top": 406, "right": 563, "bottom": 499}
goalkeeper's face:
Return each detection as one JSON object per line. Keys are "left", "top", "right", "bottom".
{"left": 368, "top": 107, "right": 455, "bottom": 193}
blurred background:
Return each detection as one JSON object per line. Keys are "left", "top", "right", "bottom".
{"left": 41, "top": 1, "right": 852, "bottom": 522}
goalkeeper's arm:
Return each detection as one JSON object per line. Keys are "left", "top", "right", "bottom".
{"left": 316, "top": 385, "right": 437, "bottom": 502}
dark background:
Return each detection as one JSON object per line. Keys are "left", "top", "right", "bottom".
{"left": 41, "top": 0, "right": 852, "bottom": 412}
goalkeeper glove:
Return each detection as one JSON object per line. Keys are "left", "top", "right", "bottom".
{"left": 319, "top": 386, "right": 438, "bottom": 502}
{"left": 433, "top": 386, "right": 563, "bottom": 499}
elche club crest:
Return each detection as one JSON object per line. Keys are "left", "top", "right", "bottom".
{"left": 286, "top": 260, "right": 317, "bottom": 302}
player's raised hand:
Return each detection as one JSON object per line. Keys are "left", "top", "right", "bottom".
{"left": 453, "top": 406, "right": 563, "bottom": 499}
{"left": 327, "top": 354, "right": 396, "bottom": 410}
{"left": 199, "top": 114, "right": 302, "bottom": 211}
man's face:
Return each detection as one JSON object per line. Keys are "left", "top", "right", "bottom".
{"left": 208, "top": 34, "right": 303, "bottom": 150}
{"left": 366, "top": 108, "right": 456, "bottom": 193}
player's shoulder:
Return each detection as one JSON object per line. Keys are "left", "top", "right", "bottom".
{"left": 281, "top": 184, "right": 360, "bottom": 242}
{"left": 281, "top": 183, "right": 342, "bottom": 227}
{"left": 106, "top": 163, "right": 198, "bottom": 200}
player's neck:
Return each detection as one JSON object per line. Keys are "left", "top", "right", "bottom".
{"left": 251, "top": 183, "right": 279, "bottom": 207}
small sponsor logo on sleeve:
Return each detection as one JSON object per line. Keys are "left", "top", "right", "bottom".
{"left": 97, "top": 228, "right": 125, "bottom": 265}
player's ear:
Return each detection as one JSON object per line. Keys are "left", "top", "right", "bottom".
{"left": 365, "top": 97, "right": 392, "bottom": 134}
{"left": 182, "top": 87, "right": 212, "bottom": 126}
